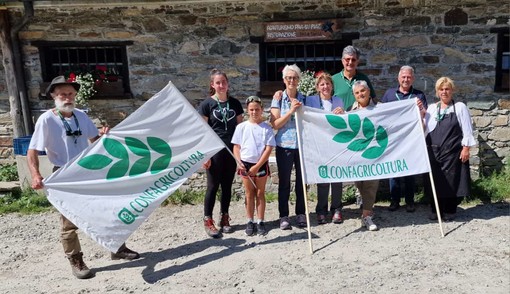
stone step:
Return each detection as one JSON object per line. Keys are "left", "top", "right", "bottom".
{"left": 0, "top": 181, "right": 20, "bottom": 192}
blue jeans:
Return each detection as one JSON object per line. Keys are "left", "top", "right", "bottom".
{"left": 389, "top": 176, "right": 415, "bottom": 204}
{"left": 276, "top": 146, "right": 305, "bottom": 217}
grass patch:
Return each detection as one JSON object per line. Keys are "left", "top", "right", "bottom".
{"left": 470, "top": 162, "right": 510, "bottom": 203}
{"left": 0, "top": 163, "right": 19, "bottom": 182}
{"left": 0, "top": 188, "right": 53, "bottom": 215}
{"left": 161, "top": 189, "right": 205, "bottom": 206}
{"left": 265, "top": 192, "right": 278, "bottom": 203}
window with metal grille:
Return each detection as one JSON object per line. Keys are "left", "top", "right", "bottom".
{"left": 259, "top": 40, "right": 353, "bottom": 96}
{"left": 34, "top": 41, "right": 132, "bottom": 98}
{"left": 492, "top": 28, "right": 509, "bottom": 92}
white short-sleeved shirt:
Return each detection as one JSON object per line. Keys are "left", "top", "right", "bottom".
{"left": 424, "top": 101, "right": 476, "bottom": 147}
{"left": 29, "top": 109, "right": 99, "bottom": 167}
{"left": 231, "top": 121, "right": 276, "bottom": 164}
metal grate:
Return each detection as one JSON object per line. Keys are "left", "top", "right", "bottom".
{"left": 48, "top": 46, "right": 124, "bottom": 78}
{"left": 260, "top": 41, "right": 348, "bottom": 81}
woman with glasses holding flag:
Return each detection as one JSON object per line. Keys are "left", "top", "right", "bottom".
{"left": 198, "top": 69, "right": 244, "bottom": 238}
{"left": 270, "top": 64, "right": 307, "bottom": 230}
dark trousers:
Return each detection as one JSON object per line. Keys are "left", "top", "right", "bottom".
{"left": 389, "top": 176, "right": 415, "bottom": 204}
{"left": 316, "top": 182, "right": 343, "bottom": 215}
{"left": 204, "top": 147, "right": 236, "bottom": 217}
{"left": 276, "top": 146, "right": 305, "bottom": 217}
{"left": 430, "top": 197, "right": 463, "bottom": 214}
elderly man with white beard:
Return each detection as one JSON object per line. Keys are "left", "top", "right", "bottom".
{"left": 27, "top": 76, "right": 139, "bottom": 280}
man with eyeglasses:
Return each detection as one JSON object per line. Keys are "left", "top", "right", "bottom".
{"left": 332, "top": 45, "right": 376, "bottom": 111}
{"left": 27, "top": 76, "right": 139, "bottom": 279}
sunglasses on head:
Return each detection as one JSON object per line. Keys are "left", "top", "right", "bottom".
{"left": 246, "top": 96, "right": 262, "bottom": 104}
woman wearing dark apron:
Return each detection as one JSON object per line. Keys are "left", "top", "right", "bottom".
{"left": 424, "top": 77, "right": 476, "bottom": 221}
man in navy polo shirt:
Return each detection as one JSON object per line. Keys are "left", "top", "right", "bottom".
{"left": 381, "top": 65, "right": 428, "bottom": 213}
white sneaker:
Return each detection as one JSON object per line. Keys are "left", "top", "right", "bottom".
{"left": 362, "top": 216, "right": 378, "bottom": 231}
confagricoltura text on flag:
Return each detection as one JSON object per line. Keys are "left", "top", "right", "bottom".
{"left": 43, "top": 82, "right": 226, "bottom": 252}
{"left": 296, "top": 99, "right": 430, "bottom": 184}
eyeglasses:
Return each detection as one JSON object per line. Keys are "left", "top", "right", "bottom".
{"left": 343, "top": 57, "right": 357, "bottom": 63}
{"left": 246, "top": 96, "right": 262, "bottom": 104}
{"left": 284, "top": 76, "right": 299, "bottom": 81}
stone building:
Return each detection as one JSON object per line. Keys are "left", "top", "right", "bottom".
{"left": 0, "top": 0, "right": 509, "bottom": 179}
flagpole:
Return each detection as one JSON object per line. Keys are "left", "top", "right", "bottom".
{"left": 415, "top": 98, "right": 444, "bottom": 237}
{"left": 295, "top": 108, "right": 314, "bottom": 254}
{"left": 224, "top": 145, "right": 257, "bottom": 189}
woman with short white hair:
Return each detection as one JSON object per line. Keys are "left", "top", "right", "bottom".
{"left": 270, "top": 64, "right": 307, "bottom": 230}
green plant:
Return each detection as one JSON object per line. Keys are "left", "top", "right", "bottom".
{"left": 264, "top": 192, "right": 278, "bottom": 203}
{"left": 0, "top": 188, "right": 52, "bottom": 215}
{"left": 0, "top": 163, "right": 19, "bottom": 181}
{"left": 298, "top": 70, "right": 317, "bottom": 96}
{"left": 471, "top": 162, "right": 510, "bottom": 203}
{"left": 342, "top": 185, "right": 357, "bottom": 204}
{"left": 65, "top": 65, "right": 121, "bottom": 108}
{"left": 73, "top": 73, "right": 96, "bottom": 108}
{"left": 161, "top": 189, "right": 205, "bottom": 206}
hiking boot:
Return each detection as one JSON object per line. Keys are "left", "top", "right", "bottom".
{"left": 280, "top": 216, "right": 292, "bottom": 230}
{"left": 219, "top": 213, "right": 233, "bottom": 234}
{"left": 388, "top": 201, "right": 400, "bottom": 211}
{"left": 68, "top": 252, "right": 93, "bottom": 279}
{"left": 332, "top": 210, "right": 343, "bottom": 224}
{"left": 317, "top": 214, "right": 327, "bottom": 225}
{"left": 245, "top": 221, "right": 255, "bottom": 236}
{"left": 361, "top": 215, "right": 378, "bottom": 231}
{"left": 204, "top": 216, "right": 221, "bottom": 238}
{"left": 406, "top": 203, "right": 416, "bottom": 213}
{"left": 111, "top": 244, "right": 140, "bottom": 260}
{"left": 296, "top": 214, "right": 307, "bottom": 228}
{"left": 257, "top": 222, "right": 267, "bottom": 236}
{"left": 443, "top": 213, "right": 456, "bottom": 221}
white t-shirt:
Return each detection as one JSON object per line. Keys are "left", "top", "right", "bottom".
{"left": 29, "top": 109, "right": 99, "bottom": 167}
{"left": 231, "top": 120, "right": 276, "bottom": 163}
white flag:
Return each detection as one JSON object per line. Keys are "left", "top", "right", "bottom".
{"left": 43, "top": 82, "right": 225, "bottom": 252}
{"left": 296, "top": 99, "right": 430, "bottom": 184}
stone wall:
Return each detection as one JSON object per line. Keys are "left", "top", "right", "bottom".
{"left": 0, "top": 0, "right": 509, "bottom": 178}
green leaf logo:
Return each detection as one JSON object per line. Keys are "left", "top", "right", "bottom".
{"left": 78, "top": 137, "right": 172, "bottom": 180}
{"left": 326, "top": 114, "right": 388, "bottom": 159}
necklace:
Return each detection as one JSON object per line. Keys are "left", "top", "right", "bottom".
{"left": 395, "top": 89, "right": 413, "bottom": 101}
{"left": 214, "top": 95, "right": 230, "bottom": 130}
{"left": 435, "top": 102, "right": 451, "bottom": 121}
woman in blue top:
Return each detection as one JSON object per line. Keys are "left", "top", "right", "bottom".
{"left": 270, "top": 64, "right": 306, "bottom": 230}
{"left": 305, "top": 72, "right": 346, "bottom": 224}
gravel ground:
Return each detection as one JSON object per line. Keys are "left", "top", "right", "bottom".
{"left": 0, "top": 200, "right": 509, "bottom": 294}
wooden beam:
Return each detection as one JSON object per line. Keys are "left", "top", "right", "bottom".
{"left": 0, "top": 9, "right": 24, "bottom": 137}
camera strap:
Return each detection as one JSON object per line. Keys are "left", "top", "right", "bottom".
{"left": 57, "top": 110, "right": 81, "bottom": 144}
